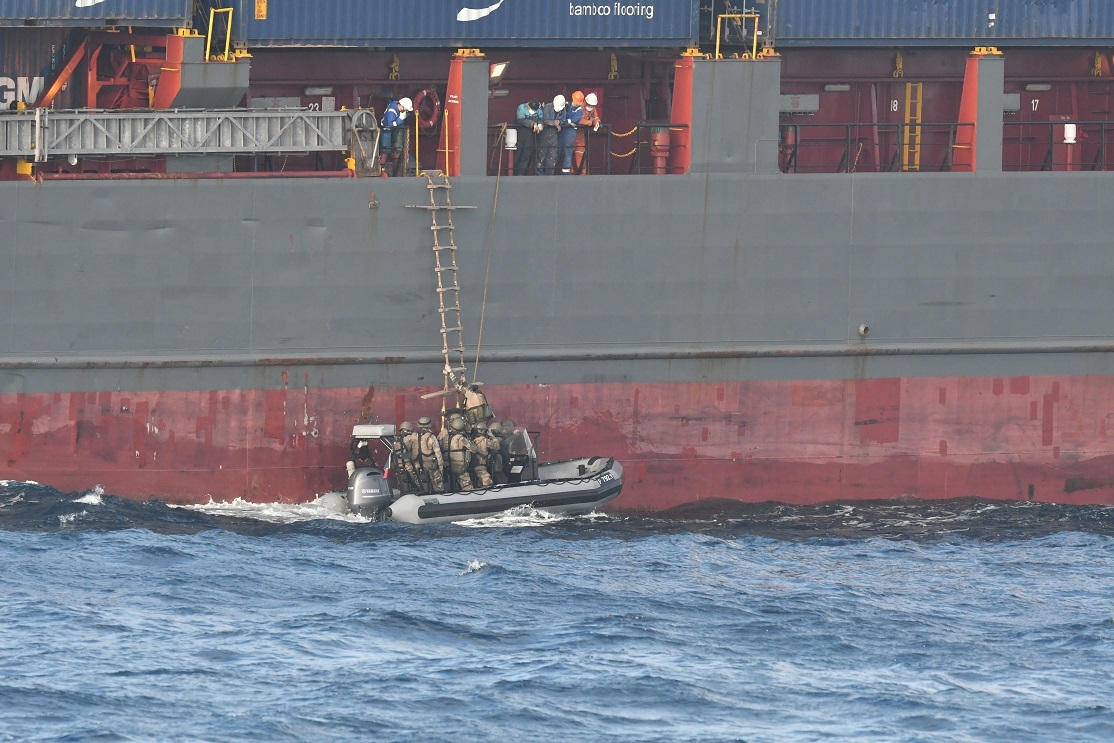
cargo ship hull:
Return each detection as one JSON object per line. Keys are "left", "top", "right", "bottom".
{"left": 4, "top": 172, "right": 1114, "bottom": 507}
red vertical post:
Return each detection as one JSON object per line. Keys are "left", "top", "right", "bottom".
{"left": 953, "top": 53, "right": 980, "bottom": 172}
{"left": 669, "top": 53, "right": 696, "bottom": 175}
{"left": 440, "top": 52, "right": 466, "bottom": 177}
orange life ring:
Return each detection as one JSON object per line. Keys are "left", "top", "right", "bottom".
{"left": 414, "top": 88, "right": 441, "bottom": 131}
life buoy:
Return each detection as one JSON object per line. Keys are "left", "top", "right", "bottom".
{"left": 414, "top": 88, "right": 441, "bottom": 131}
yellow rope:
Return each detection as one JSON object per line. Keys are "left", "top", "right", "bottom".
{"left": 473, "top": 124, "right": 505, "bottom": 381}
{"left": 610, "top": 147, "right": 638, "bottom": 158}
{"left": 610, "top": 126, "right": 639, "bottom": 138}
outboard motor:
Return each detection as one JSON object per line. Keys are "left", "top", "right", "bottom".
{"left": 348, "top": 466, "right": 393, "bottom": 517}
{"left": 346, "top": 424, "right": 396, "bottom": 517}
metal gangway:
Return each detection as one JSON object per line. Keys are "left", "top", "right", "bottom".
{"left": 0, "top": 107, "right": 376, "bottom": 162}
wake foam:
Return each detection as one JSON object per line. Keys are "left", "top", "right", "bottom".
{"left": 457, "top": 505, "right": 611, "bottom": 528}
{"left": 175, "top": 495, "right": 372, "bottom": 525}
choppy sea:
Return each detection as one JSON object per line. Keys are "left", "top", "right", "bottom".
{"left": 2, "top": 481, "right": 1113, "bottom": 742}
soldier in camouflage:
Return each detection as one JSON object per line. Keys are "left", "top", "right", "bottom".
{"left": 416, "top": 416, "right": 445, "bottom": 493}
{"left": 394, "top": 421, "right": 423, "bottom": 494}
{"left": 447, "top": 417, "right": 477, "bottom": 491}
{"left": 470, "top": 422, "right": 495, "bottom": 489}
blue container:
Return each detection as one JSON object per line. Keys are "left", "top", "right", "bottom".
{"left": 238, "top": 0, "right": 700, "bottom": 48}
{"left": 0, "top": 0, "right": 192, "bottom": 27}
{"left": 769, "top": 0, "right": 1114, "bottom": 46}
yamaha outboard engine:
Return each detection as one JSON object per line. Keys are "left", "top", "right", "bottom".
{"left": 348, "top": 467, "right": 393, "bottom": 517}
{"left": 346, "top": 424, "right": 396, "bottom": 517}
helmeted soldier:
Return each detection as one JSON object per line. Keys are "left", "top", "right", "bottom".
{"left": 487, "top": 422, "right": 508, "bottom": 485}
{"left": 446, "top": 365, "right": 495, "bottom": 426}
{"left": 447, "top": 417, "right": 477, "bottom": 491}
{"left": 439, "top": 410, "right": 465, "bottom": 459}
{"left": 394, "top": 421, "right": 422, "bottom": 493}
{"left": 470, "top": 422, "right": 494, "bottom": 488}
{"left": 416, "top": 416, "right": 445, "bottom": 492}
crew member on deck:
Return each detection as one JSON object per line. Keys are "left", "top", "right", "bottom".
{"left": 559, "top": 92, "right": 585, "bottom": 174}
{"left": 381, "top": 96, "right": 413, "bottom": 175}
{"left": 514, "top": 98, "right": 543, "bottom": 175}
{"left": 539, "top": 95, "right": 565, "bottom": 175}
{"left": 574, "top": 92, "right": 601, "bottom": 174}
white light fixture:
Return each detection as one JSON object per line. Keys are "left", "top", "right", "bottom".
{"left": 489, "top": 61, "right": 509, "bottom": 85}
{"left": 304, "top": 86, "right": 334, "bottom": 96}
{"left": 823, "top": 83, "right": 851, "bottom": 92}
{"left": 1025, "top": 83, "right": 1052, "bottom": 92}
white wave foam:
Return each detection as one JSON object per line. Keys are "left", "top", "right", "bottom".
{"left": 74, "top": 485, "right": 105, "bottom": 506}
{"left": 461, "top": 560, "right": 488, "bottom": 574}
{"left": 174, "top": 495, "right": 372, "bottom": 525}
{"left": 0, "top": 480, "right": 40, "bottom": 487}
{"left": 457, "top": 505, "right": 610, "bottom": 529}
{"left": 58, "top": 510, "right": 88, "bottom": 526}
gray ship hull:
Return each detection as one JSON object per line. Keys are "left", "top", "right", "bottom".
{"left": 3, "top": 169, "right": 1114, "bottom": 507}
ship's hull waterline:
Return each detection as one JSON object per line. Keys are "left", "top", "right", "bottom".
{"left": 4, "top": 172, "right": 1114, "bottom": 507}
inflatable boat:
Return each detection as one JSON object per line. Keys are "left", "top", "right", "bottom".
{"left": 325, "top": 424, "right": 623, "bottom": 524}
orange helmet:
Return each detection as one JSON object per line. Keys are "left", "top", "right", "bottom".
{"left": 572, "top": 90, "right": 585, "bottom": 107}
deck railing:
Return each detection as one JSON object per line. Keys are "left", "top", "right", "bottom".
{"left": 1003, "top": 120, "right": 1114, "bottom": 172}
{"left": 779, "top": 122, "right": 974, "bottom": 174}
{"left": 487, "top": 123, "right": 690, "bottom": 176}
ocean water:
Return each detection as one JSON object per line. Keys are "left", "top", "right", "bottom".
{"left": 1, "top": 482, "right": 1113, "bottom": 742}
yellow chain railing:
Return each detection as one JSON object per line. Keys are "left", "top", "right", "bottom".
{"left": 609, "top": 125, "right": 639, "bottom": 157}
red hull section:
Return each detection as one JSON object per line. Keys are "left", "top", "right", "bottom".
{"left": 4, "top": 373, "right": 1114, "bottom": 508}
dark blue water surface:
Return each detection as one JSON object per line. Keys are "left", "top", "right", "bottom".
{"left": 2, "top": 482, "right": 1113, "bottom": 742}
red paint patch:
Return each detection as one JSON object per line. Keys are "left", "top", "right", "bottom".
{"left": 939, "top": 440, "right": 948, "bottom": 456}
{"left": 263, "top": 390, "right": 286, "bottom": 440}
{"left": 939, "top": 387, "right": 947, "bottom": 405}
{"left": 716, "top": 386, "right": 725, "bottom": 402}
{"left": 1042, "top": 394, "right": 1055, "bottom": 447}
{"left": 1053, "top": 446, "right": 1060, "bottom": 458}
{"left": 701, "top": 427, "right": 709, "bottom": 442}
{"left": 570, "top": 395, "right": 579, "bottom": 408}
{"left": 992, "top": 378, "right": 1005, "bottom": 395}
{"left": 1010, "top": 377, "right": 1030, "bottom": 395}
{"left": 855, "top": 378, "right": 901, "bottom": 444}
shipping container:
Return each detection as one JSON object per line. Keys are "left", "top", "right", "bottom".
{"left": 0, "top": 0, "right": 192, "bottom": 28}
{"left": 0, "top": 28, "right": 80, "bottom": 108}
{"left": 236, "top": 0, "right": 699, "bottom": 48}
{"left": 768, "top": 0, "right": 1114, "bottom": 47}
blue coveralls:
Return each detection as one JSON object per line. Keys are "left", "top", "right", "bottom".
{"left": 380, "top": 100, "right": 409, "bottom": 152}
{"left": 558, "top": 104, "right": 584, "bottom": 173}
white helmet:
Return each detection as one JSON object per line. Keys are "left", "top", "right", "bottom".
{"left": 553, "top": 94, "right": 566, "bottom": 111}
{"left": 585, "top": 92, "right": 598, "bottom": 107}
{"left": 399, "top": 97, "right": 413, "bottom": 112}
